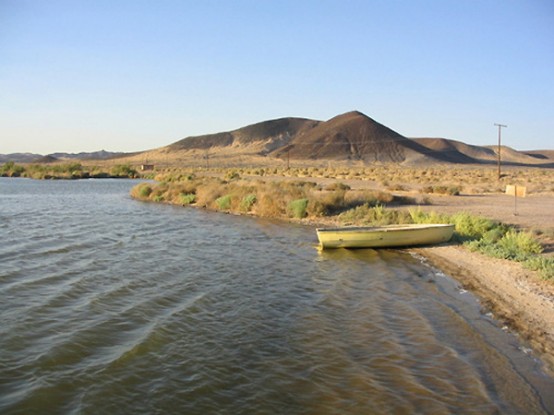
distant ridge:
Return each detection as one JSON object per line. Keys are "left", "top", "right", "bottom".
{"left": 0, "top": 153, "right": 44, "bottom": 163}
{"left": 411, "top": 138, "right": 492, "bottom": 164}
{"left": 2, "top": 111, "right": 552, "bottom": 167}
{"left": 48, "top": 150, "right": 131, "bottom": 160}
{"left": 0, "top": 150, "right": 135, "bottom": 164}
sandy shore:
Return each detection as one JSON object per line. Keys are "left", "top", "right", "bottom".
{"left": 412, "top": 244, "right": 554, "bottom": 374}
{"left": 402, "top": 191, "right": 554, "bottom": 373}
{"left": 395, "top": 192, "right": 554, "bottom": 374}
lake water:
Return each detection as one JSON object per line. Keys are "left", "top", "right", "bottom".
{"left": 1, "top": 177, "right": 553, "bottom": 414}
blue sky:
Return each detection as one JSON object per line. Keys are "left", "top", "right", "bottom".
{"left": 1, "top": 0, "right": 553, "bottom": 154}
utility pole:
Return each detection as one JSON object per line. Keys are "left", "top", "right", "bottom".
{"left": 494, "top": 123, "right": 507, "bottom": 180}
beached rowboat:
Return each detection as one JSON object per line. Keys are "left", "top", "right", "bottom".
{"left": 316, "top": 224, "right": 454, "bottom": 249}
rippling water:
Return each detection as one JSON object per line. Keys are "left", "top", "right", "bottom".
{"left": 1, "top": 178, "right": 553, "bottom": 414}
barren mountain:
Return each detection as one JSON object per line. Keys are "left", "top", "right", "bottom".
{"left": 167, "top": 117, "right": 320, "bottom": 155}
{"left": 271, "top": 111, "right": 463, "bottom": 164}
{"left": 158, "top": 111, "right": 455, "bottom": 165}
{"left": 525, "top": 150, "right": 554, "bottom": 160}
{"left": 411, "top": 138, "right": 491, "bottom": 164}
{"left": 10, "top": 110, "right": 546, "bottom": 168}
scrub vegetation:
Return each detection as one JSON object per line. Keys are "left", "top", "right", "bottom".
{"left": 130, "top": 175, "right": 408, "bottom": 219}
{"left": 130, "top": 172, "right": 553, "bottom": 279}
{"left": 163, "top": 164, "right": 554, "bottom": 194}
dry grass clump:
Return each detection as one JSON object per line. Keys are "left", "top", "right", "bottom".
{"left": 130, "top": 175, "right": 408, "bottom": 221}
{"left": 325, "top": 182, "right": 351, "bottom": 191}
{"left": 195, "top": 179, "right": 227, "bottom": 208}
{"left": 1, "top": 162, "right": 139, "bottom": 179}
{"left": 338, "top": 205, "right": 413, "bottom": 226}
{"left": 420, "top": 185, "right": 461, "bottom": 196}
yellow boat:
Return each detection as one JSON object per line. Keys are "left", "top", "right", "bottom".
{"left": 316, "top": 224, "right": 455, "bottom": 249}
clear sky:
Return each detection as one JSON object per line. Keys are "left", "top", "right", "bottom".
{"left": 1, "top": 0, "right": 553, "bottom": 154}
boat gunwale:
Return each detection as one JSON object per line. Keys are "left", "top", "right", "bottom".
{"left": 316, "top": 224, "right": 454, "bottom": 233}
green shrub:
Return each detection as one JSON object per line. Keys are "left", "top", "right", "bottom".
{"left": 467, "top": 230, "right": 543, "bottom": 261}
{"left": 111, "top": 164, "right": 138, "bottom": 178}
{"left": 180, "top": 193, "right": 196, "bottom": 205}
{"left": 130, "top": 183, "right": 153, "bottom": 199}
{"left": 288, "top": 198, "right": 309, "bottom": 219}
{"left": 496, "top": 231, "right": 543, "bottom": 259}
{"left": 524, "top": 256, "right": 554, "bottom": 280}
{"left": 216, "top": 195, "right": 232, "bottom": 210}
{"left": 450, "top": 212, "right": 498, "bottom": 241}
{"left": 408, "top": 208, "right": 449, "bottom": 225}
{"left": 339, "top": 204, "right": 411, "bottom": 226}
{"left": 338, "top": 204, "right": 374, "bottom": 225}
{"left": 240, "top": 194, "right": 257, "bottom": 212}
{"left": 1, "top": 161, "right": 26, "bottom": 177}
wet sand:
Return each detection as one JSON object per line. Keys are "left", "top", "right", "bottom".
{"left": 413, "top": 244, "right": 554, "bottom": 374}
{"left": 397, "top": 192, "right": 554, "bottom": 374}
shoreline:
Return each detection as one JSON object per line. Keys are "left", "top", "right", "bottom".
{"left": 412, "top": 244, "right": 554, "bottom": 375}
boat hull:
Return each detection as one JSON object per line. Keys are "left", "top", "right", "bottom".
{"left": 316, "top": 224, "right": 454, "bottom": 249}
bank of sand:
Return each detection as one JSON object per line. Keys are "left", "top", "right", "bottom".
{"left": 413, "top": 245, "right": 554, "bottom": 374}
{"left": 383, "top": 192, "right": 554, "bottom": 374}
{"left": 404, "top": 192, "right": 554, "bottom": 373}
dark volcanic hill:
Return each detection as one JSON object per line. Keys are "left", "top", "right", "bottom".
{"left": 272, "top": 111, "right": 449, "bottom": 163}
{"left": 166, "top": 111, "right": 452, "bottom": 164}
{"left": 168, "top": 117, "right": 320, "bottom": 154}
{"left": 3, "top": 111, "right": 551, "bottom": 167}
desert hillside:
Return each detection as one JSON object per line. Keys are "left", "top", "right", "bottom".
{"left": 271, "top": 111, "right": 449, "bottom": 164}
{"left": 124, "top": 111, "right": 552, "bottom": 168}
{"left": 167, "top": 117, "right": 320, "bottom": 155}
{"left": 3, "top": 111, "right": 552, "bottom": 168}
